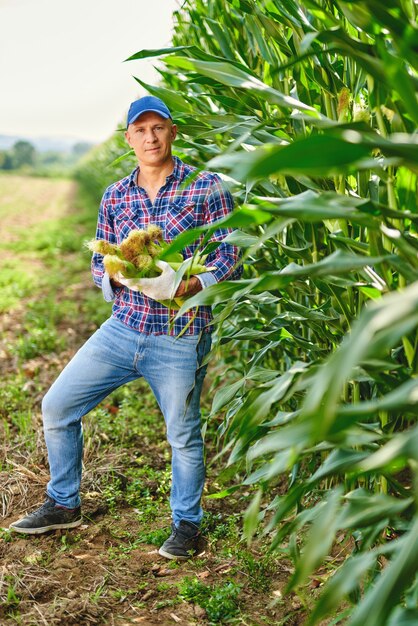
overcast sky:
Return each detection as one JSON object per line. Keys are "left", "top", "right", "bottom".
{"left": 0, "top": 0, "right": 178, "bottom": 143}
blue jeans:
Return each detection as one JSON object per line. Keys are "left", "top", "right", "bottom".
{"left": 42, "top": 316, "right": 211, "bottom": 526}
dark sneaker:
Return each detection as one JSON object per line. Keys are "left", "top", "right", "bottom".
{"left": 158, "top": 520, "right": 203, "bottom": 560}
{"left": 9, "top": 498, "right": 82, "bottom": 534}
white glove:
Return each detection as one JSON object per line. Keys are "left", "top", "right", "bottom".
{"left": 116, "top": 260, "right": 177, "bottom": 301}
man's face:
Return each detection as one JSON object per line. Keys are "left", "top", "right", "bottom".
{"left": 125, "top": 111, "right": 177, "bottom": 168}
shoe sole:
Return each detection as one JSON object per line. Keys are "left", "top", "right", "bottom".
{"left": 158, "top": 546, "right": 205, "bottom": 560}
{"left": 158, "top": 546, "right": 190, "bottom": 560}
{"left": 9, "top": 518, "right": 83, "bottom": 535}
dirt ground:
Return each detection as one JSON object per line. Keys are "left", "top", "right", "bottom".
{"left": 0, "top": 341, "right": 303, "bottom": 626}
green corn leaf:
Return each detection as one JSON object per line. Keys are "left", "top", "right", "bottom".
{"left": 307, "top": 549, "right": 381, "bottom": 625}
{"left": 243, "top": 449, "right": 296, "bottom": 485}
{"left": 347, "top": 518, "right": 418, "bottom": 626}
{"left": 302, "top": 281, "right": 418, "bottom": 437}
{"left": 337, "top": 489, "right": 414, "bottom": 530}
{"left": 247, "top": 421, "right": 312, "bottom": 461}
{"left": 125, "top": 45, "right": 195, "bottom": 61}
{"left": 212, "top": 378, "right": 245, "bottom": 413}
{"left": 309, "top": 449, "right": 369, "bottom": 483}
{"left": 386, "top": 607, "right": 418, "bottom": 626}
{"left": 132, "top": 77, "right": 197, "bottom": 114}
{"left": 164, "top": 55, "right": 329, "bottom": 120}
{"left": 358, "top": 424, "right": 418, "bottom": 472}
{"left": 243, "top": 489, "right": 262, "bottom": 544}
{"left": 288, "top": 487, "right": 343, "bottom": 590}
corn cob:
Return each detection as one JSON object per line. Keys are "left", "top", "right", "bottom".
{"left": 87, "top": 225, "right": 215, "bottom": 282}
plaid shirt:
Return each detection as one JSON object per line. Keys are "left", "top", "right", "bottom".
{"left": 91, "top": 156, "right": 241, "bottom": 335}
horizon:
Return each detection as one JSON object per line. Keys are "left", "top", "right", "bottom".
{"left": 0, "top": 132, "right": 96, "bottom": 155}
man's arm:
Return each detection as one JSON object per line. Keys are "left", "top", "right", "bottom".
{"left": 174, "top": 175, "right": 241, "bottom": 299}
{"left": 91, "top": 190, "right": 123, "bottom": 302}
{"left": 198, "top": 175, "right": 242, "bottom": 284}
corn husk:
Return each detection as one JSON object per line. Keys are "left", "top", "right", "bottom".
{"left": 87, "top": 225, "right": 215, "bottom": 308}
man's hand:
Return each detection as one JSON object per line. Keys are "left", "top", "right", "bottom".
{"left": 110, "top": 276, "right": 123, "bottom": 289}
{"left": 175, "top": 276, "right": 202, "bottom": 298}
{"left": 116, "top": 261, "right": 177, "bottom": 300}
{"left": 115, "top": 260, "right": 204, "bottom": 301}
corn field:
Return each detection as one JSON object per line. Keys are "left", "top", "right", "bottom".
{"left": 79, "top": 1, "right": 418, "bottom": 623}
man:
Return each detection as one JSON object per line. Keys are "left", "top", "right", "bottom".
{"left": 10, "top": 95, "right": 241, "bottom": 560}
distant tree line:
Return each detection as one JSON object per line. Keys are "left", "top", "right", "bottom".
{"left": 0, "top": 140, "right": 92, "bottom": 172}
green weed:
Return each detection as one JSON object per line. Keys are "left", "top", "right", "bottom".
{"left": 15, "top": 217, "right": 87, "bottom": 257}
{"left": 0, "top": 528, "right": 13, "bottom": 542}
{"left": 0, "top": 378, "right": 33, "bottom": 424}
{"left": 24, "top": 296, "right": 77, "bottom": 328}
{"left": 156, "top": 581, "right": 172, "bottom": 592}
{"left": 111, "top": 583, "right": 148, "bottom": 601}
{"left": 136, "top": 526, "right": 171, "bottom": 546}
{"left": 88, "top": 382, "right": 164, "bottom": 446}
{"left": 2, "top": 576, "right": 20, "bottom": 612}
{"left": 101, "top": 475, "right": 126, "bottom": 512}
{"left": 10, "top": 410, "right": 33, "bottom": 438}
{"left": 90, "top": 577, "right": 108, "bottom": 604}
{"left": 0, "top": 261, "right": 36, "bottom": 312}
{"left": 12, "top": 326, "right": 64, "bottom": 360}
{"left": 154, "top": 598, "right": 180, "bottom": 609}
{"left": 201, "top": 512, "right": 241, "bottom": 543}
{"left": 59, "top": 532, "right": 82, "bottom": 551}
{"left": 178, "top": 576, "right": 241, "bottom": 624}
{"left": 237, "top": 551, "right": 277, "bottom": 593}
{"left": 81, "top": 290, "right": 111, "bottom": 327}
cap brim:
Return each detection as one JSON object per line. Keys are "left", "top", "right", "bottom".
{"left": 128, "top": 108, "right": 171, "bottom": 126}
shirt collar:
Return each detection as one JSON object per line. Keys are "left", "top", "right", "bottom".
{"left": 128, "top": 167, "right": 139, "bottom": 188}
{"left": 128, "top": 155, "right": 184, "bottom": 188}
{"left": 166, "top": 155, "right": 183, "bottom": 182}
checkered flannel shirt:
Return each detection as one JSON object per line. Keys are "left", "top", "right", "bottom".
{"left": 91, "top": 156, "right": 241, "bottom": 335}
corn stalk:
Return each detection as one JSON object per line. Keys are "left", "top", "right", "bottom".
{"left": 106, "top": 0, "right": 418, "bottom": 622}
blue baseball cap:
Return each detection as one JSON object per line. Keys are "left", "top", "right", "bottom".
{"left": 126, "top": 96, "right": 172, "bottom": 127}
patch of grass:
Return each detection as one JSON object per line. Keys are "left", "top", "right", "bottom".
{"left": 154, "top": 598, "right": 180, "bottom": 610}
{"left": 237, "top": 551, "right": 277, "bottom": 593}
{"left": 0, "top": 260, "right": 37, "bottom": 312}
{"left": 25, "top": 218, "right": 84, "bottom": 255}
{"left": 111, "top": 582, "right": 148, "bottom": 601}
{"left": 0, "top": 377, "right": 36, "bottom": 445}
{"left": 1, "top": 575, "right": 21, "bottom": 613}
{"left": 201, "top": 512, "right": 241, "bottom": 543}
{"left": 88, "top": 381, "right": 165, "bottom": 447}
{"left": 99, "top": 471, "right": 129, "bottom": 512}
{"left": 90, "top": 577, "right": 109, "bottom": 604}
{"left": 0, "top": 528, "right": 14, "bottom": 542}
{"left": 0, "top": 377, "right": 31, "bottom": 415}
{"left": 10, "top": 410, "right": 33, "bottom": 440}
{"left": 11, "top": 326, "right": 64, "bottom": 360}
{"left": 24, "top": 296, "right": 79, "bottom": 328}
{"left": 59, "top": 532, "right": 82, "bottom": 552}
{"left": 81, "top": 290, "right": 111, "bottom": 327}
{"left": 9, "top": 294, "right": 89, "bottom": 364}
{"left": 136, "top": 526, "right": 171, "bottom": 546}
{"left": 178, "top": 576, "right": 242, "bottom": 624}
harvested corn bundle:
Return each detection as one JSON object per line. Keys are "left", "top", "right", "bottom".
{"left": 86, "top": 240, "right": 120, "bottom": 256}
{"left": 87, "top": 225, "right": 214, "bottom": 308}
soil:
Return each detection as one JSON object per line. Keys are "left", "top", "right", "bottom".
{"left": 0, "top": 370, "right": 301, "bottom": 626}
